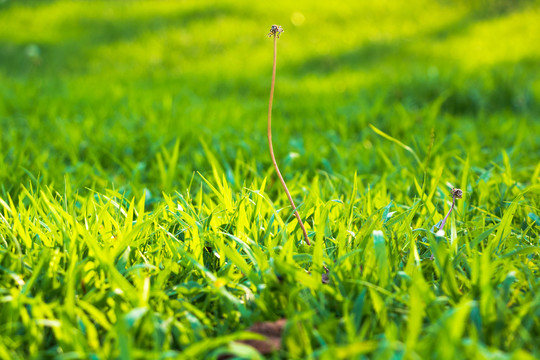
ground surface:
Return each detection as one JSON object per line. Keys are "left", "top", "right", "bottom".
{"left": 0, "top": 0, "right": 539, "bottom": 359}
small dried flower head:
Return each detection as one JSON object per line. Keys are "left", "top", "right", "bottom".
{"left": 268, "top": 25, "right": 284, "bottom": 38}
{"left": 451, "top": 188, "right": 463, "bottom": 199}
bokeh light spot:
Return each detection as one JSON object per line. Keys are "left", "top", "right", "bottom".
{"left": 291, "top": 11, "right": 305, "bottom": 26}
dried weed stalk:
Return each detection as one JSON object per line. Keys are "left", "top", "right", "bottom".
{"left": 267, "top": 25, "right": 310, "bottom": 245}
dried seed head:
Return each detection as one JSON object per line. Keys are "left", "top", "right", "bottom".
{"left": 451, "top": 188, "right": 463, "bottom": 199}
{"left": 268, "top": 25, "right": 284, "bottom": 38}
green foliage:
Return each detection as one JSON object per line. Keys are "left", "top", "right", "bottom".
{"left": 0, "top": 0, "right": 539, "bottom": 359}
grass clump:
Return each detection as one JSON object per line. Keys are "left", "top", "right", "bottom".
{"left": 1, "top": 172, "right": 539, "bottom": 359}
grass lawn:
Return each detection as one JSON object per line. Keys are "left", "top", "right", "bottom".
{"left": 0, "top": 0, "right": 539, "bottom": 358}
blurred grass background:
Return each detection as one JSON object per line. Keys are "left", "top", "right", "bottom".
{"left": 1, "top": 1, "right": 540, "bottom": 359}
{"left": 1, "top": 0, "right": 539, "bottom": 197}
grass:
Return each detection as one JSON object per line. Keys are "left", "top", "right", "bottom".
{"left": 0, "top": 0, "right": 539, "bottom": 358}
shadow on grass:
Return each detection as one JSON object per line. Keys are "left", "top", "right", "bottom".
{"left": 282, "top": 8, "right": 518, "bottom": 77}
{"left": 278, "top": 10, "right": 540, "bottom": 116}
{"left": 1, "top": 0, "right": 538, "bottom": 118}
{"left": 0, "top": 2, "right": 234, "bottom": 75}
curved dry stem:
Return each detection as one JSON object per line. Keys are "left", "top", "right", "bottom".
{"left": 438, "top": 196, "right": 455, "bottom": 230}
{"left": 267, "top": 33, "right": 310, "bottom": 246}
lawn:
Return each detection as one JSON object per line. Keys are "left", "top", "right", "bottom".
{"left": 0, "top": 0, "right": 539, "bottom": 359}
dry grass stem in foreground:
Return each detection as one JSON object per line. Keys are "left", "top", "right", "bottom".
{"left": 267, "top": 25, "right": 310, "bottom": 245}
{"left": 438, "top": 187, "right": 463, "bottom": 231}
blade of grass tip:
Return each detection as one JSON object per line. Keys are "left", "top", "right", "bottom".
{"left": 406, "top": 275, "right": 426, "bottom": 352}
{"left": 460, "top": 156, "right": 470, "bottom": 218}
{"left": 413, "top": 178, "right": 436, "bottom": 217}
{"left": 313, "top": 204, "right": 328, "bottom": 274}
{"left": 373, "top": 230, "right": 389, "bottom": 288}
{"left": 159, "top": 224, "right": 216, "bottom": 282}
{"left": 177, "top": 211, "right": 204, "bottom": 264}
{"left": 369, "top": 123, "right": 421, "bottom": 166}
{"left": 492, "top": 185, "right": 539, "bottom": 251}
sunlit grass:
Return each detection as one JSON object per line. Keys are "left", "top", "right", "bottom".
{"left": 0, "top": 0, "right": 539, "bottom": 358}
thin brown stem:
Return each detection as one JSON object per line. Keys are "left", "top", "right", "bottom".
{"left": 438, "top": 196, "right": 455, "bottom": 230}
{"left": 267, "top": 34, "right": 310, "bottom": 246}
